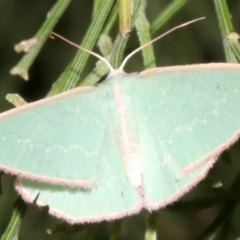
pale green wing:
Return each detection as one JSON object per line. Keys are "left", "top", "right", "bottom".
{"left": 136, "top": 64, "right": 240, "bottom": 210}
{"left": 15, "top": 115, "right": 141, "bottom": 223}
{"left": 0, "top": 86, "right": 109, "bottom": 187}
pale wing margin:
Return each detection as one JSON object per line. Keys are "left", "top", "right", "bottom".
{"left": 136, "top": 64, "right": 240, "bottom": 209}
{"left": 0, "top": 86, "right": 109, "bottom": 187}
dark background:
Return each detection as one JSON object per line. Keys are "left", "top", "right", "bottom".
{"left": 0, "top": 0, "right": 240, "bottom": 239}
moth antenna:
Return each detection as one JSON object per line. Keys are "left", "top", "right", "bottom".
{"left": 51, "top": 32, "right": 115, "bottom": 73}
{"left": 118, "top": 17, "right": 205, "bottom": 71}
{"left": 52, "top": 17, "right": 205, "bottom": 75}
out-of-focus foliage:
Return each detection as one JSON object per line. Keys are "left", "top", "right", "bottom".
{"left": 0, "top": 0, "right": 240, "bottom": 239}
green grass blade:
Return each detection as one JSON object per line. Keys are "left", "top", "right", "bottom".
{"left": 10, "top": 0, "right": 71, "bottom": 80}
{"left": 47, "top": 0, "right": 115, "bottom": 96}
{"left": 150, "top": 0, "right": 188, "bottom": 34}
{"left": 213, "top": 0, "right": 240, "bottom": 63}
{"left": 0, "top": 198, "right": 27, "bottom": 240}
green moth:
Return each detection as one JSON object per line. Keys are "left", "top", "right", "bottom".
{"left": 0, "top": 63, "right": 240, "bottom": 223}
{"left": 0, "top": 20, "right": 240, "bottom": 224}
